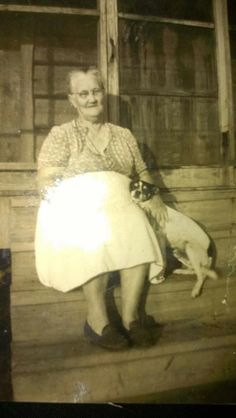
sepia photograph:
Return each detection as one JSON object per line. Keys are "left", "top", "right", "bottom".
{"left": 0, "top": 0, "right": 236, "bottom": 409}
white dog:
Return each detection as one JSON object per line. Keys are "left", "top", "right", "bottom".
{"left": 130, "top": 179, "right": 218, "bottom": 297}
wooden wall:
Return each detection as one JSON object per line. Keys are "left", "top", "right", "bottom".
{"left": 0, "top": 7, "right": 221, "bottom": 168}
{"left": 230, "top": 29, "right": 236, "bottom": 144}
{"left": 0, "top": 1, "right": 235, "bottom": 402}
{"left": 0, "top": 23, "right": 21, "bottom": 162}
{"left": 0, "top": 165, "right": 234, "bottom": 350}
{"left": 33, "top": 13, "right": 98, "bottom": 158}
{"left": 119, "top": 21, "right": 220, "bottom": 166}
{"left": 0, "top": 3, "right": 235, "bottom": 301}
{"left": 0, "top": 12, "right": 98, "bottom": 163}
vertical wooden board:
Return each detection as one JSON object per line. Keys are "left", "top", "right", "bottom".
{"left": 106, "top": 0, "right": 120, "bottom": 124}
{"left": 0, "top": 197, "right": 10, "bottom": 248}
{"left": 0, "top": 135, "right": 21, "bottom": 162}
{"left": 193, "top": 99, "right": 220, "bottom": 164}
{"left": 34, "top": 65, "right": 82, "bottom": 96}
{"left": 34, "top": 98, "right": 75, "bottom": 128}
{"left": 20, "top": 44, "right": 34, "bottom": 162}
{"left": 119, "top": 20, "right": 217, "bottom": 94}
{"left": 214, "top": 236, "right": 236, "bottom": 268}
{"left": 98, "top": 0, "right": 108, "bottom": 119}
{"left": 0, "top": 49, "right": 21, "bottom": 135}
{"left": 232, "top": 199, "right": 236, "bottom": 224}
{"left": 120, "top": 94, "right": 220, "bottom": 166}
{"left": 10, "top": 206, "right": 37, "bottom": 243}
{"left": 213, "top": 0, "right": 235, "bottom": 162}
{"left": 35, "top": 133, "right": 48, "bottom": 160}
{"left": 11, "top": 251, "right": 40, "bottom": 291}
{"left": 231, "top": 60, "right": 236, "bottom": 82}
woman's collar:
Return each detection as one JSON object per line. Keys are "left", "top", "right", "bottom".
{"left": 74, "top": 117, "right": 104, "bottom": 130}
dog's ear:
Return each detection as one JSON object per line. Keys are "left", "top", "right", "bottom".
{"left": 141, "top": 180, "right": 158, "bottom": 194}
{"left": 129, "top": 180, "right": 139, "bottom": 192}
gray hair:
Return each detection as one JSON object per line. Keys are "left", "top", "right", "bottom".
{"left": 67, "top": 66, "right": 105, "bottom": 94}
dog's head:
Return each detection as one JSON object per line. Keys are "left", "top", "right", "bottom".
{"left": 129, "top": 179, "right": 158, "bottom": 202}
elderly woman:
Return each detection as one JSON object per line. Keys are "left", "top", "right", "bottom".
{"left": 35, "top": 67, "right": 167, "bottom": 350}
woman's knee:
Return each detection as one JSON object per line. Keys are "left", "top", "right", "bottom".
{"left": 120, "top": 263, "right": 149, "bottom": 281}
{"left": 83, "top": 272, "right": 109, "bottom": 295}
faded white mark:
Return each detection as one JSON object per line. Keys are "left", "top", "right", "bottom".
{"left": 221, "top": 245, "right": 236, "bottom": 310}
{"left": 73, "top": 381, "right": 89, "bottom": 403}
{"left": 108, "top": 402, "right": 123, "bottom": 408}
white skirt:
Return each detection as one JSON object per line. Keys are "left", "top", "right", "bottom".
{"left": 35, "top": 171, "right": 164, "bottom": 292}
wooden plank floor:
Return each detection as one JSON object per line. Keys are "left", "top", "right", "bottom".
{"left": 10, "top": 272, "right": 236, "bottom": 403}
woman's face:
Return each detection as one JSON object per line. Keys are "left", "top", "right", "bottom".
{"left": 69, "top": 73, "right": 104, "bottom": 123}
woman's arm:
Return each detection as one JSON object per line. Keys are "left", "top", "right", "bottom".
{"left": 37, "top": 167, "right": 65, "bottom": 199}
{"left": 138, "top": 169, "right": 168, "bottom": 228}
{"left": 36, "top": 126, "right": 70, "bottom": 198}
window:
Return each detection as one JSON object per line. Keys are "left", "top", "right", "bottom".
{"left": 118, "top": 0, "right": 213, "bottom": 22}
{"left": 117, "top": 1, "right": 219, "bottom": 166}
{"left": 0, "top": 0, "right": 233, "bottom": 169}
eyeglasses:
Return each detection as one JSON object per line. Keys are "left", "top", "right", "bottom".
{"left": 71, "top": 88, "right": 104, "bottom": 100}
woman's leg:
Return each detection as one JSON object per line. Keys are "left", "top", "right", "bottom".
{"left": 120, "top": 263, "right": 149, "bottom": 329}
{"left": 82, "top": 273, "right": 109, "bottom": 335}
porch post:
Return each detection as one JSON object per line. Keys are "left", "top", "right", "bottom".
{"left": 106, "top": 0, "right": 120, "bottom": 124}
{"left": 213, "top": 0, "right": 235, "bottom": 166}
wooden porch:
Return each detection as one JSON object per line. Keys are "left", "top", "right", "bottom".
{"left": 10, "top": 266, "right": 236, "bottom": 403}
{"left": 0, "top": 0, "right": 236, "bottom": 403}
{"left": 3, "top": 164, "right": 236, "bottom": 403}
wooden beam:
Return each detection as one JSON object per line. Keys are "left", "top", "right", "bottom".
{"left": 0, "top": 5, "right": 98, "bottom": 16}
{"left": 213, "top": 0, "right": 235, "bottom": 166}
{"left": 98, "top": 0, "right": 108, "bottom": 120}
{"left": 118, "top": 12, "right": 214, "bottom": 29}
{"left": 0, "top": 163, "right": 36, "bottom": 171}
{"left": 120, "top": 89, "right": 218, "bottom": 98}
{"left": 106, "top": 0, "right": 120, "bottom": 124}
{"left": 20, "top": 44, "right": 34, "bottom": 162}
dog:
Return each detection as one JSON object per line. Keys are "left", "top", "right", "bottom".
{"left": 130, "top": 179, "right": 218, "bottom": 298}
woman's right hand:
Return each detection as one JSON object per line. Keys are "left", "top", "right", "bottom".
{"left": 139, "top": 194, "right": 168, "bottom": 229}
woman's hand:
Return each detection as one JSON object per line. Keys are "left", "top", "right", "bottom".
{"left": 137, "top": 170, "right": 168, "bottom": 228}
{"left": 37, "top": 167, "right": 64, "bottom": 200}
{"left": 139, "top": 194, "right": 168, "bottom": 229}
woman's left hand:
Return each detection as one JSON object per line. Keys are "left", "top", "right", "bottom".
{"left": 139, "top": 195, "right": 168, "bottom": 229}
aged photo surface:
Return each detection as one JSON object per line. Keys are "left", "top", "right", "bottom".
{"left": 0, "top": 0, "right": 236, "bottom": 405}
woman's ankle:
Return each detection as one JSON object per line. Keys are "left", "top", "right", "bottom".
{"left": 122, "top": 315, "right": 138, "bottom": 331}
{"left": 86, "top": 315, "right": 109, "bottom": 335}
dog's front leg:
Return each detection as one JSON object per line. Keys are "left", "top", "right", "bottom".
{"left": 185, "top": 243, "right": 206, "bottom": 298}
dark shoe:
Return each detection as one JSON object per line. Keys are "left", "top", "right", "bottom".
{"left": 127, "top": 320, "right": 156, "bottom": 347}
{"left": 139, "top": 314, "right": 162, "bottom": 329}
{"left": 84, "top": 321, "right": 130, "bottom": 351}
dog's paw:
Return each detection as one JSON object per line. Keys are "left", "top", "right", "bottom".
{"left": 191, "top": 287, "right": 201, "bottom": 298}
{"left": 207, "top": 270, "right": 218, "bottom": 280}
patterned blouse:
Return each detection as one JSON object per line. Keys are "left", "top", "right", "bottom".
{"left": 37, "top": 120, "right": 147, "bottom": 179}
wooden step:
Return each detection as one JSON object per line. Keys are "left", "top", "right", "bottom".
{"left": 10, "top": 272, "right": 236, "bottom": 345}
{"left": 11, "top": 314, "right": 236, "bottom": 402}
